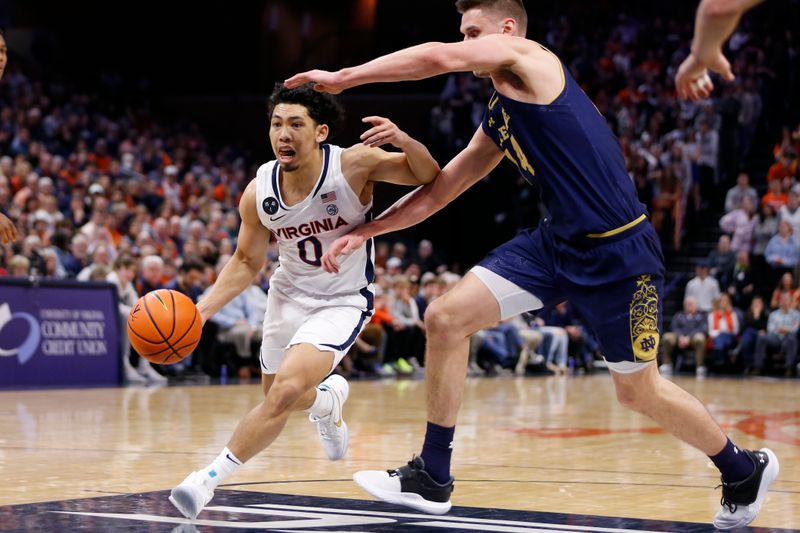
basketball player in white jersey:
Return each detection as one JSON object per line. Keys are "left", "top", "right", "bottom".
{"left": 169, "top": 83, "right": 440, "bottom": 519}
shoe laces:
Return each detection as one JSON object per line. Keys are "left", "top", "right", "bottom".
{"left": 314, "top": 396, "right": 341, "bottom": 441}
{"left": 314, "top": 413, "right": 338, "bottom": 440}
{"left": 716, "top": 483, "right": 738, "bottom": 514}
{"left": 387, "top": 456, "right": 417, "bottom": 476}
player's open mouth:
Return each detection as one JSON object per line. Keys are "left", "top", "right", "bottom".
{"left": 278, "top": 147, "right": 296, "bottom": 163}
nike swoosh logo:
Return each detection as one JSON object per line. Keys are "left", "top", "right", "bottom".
{"left": 270, "top": 215, "right": 286, "bottom": 221}
{"left": 333, "top": 392, "right": 343, "bottom": 428}
{"left": 226, "top": 453, "right": 241, "bottom": 465}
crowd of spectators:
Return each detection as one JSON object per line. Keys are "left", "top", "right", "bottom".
{"left": 663, "top": 138, "right": 800, "bottom": 379}
{"left": 0, "top": 53, "right": 600, "bottom": 383}
{"left": 2, "top": 6, "right": 798, "bottom": 383}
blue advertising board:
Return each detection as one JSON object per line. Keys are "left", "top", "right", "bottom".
{"left": 0, "top": 279, "right": 120, "bottom": 387}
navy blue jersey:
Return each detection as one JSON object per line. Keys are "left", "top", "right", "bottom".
{"left": 481, "top": 52, "right": 646, "bottom": 242}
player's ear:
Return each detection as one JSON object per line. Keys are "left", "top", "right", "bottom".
{"left": 501, "top": 18, "right": 516, "bottom": 35}
{"left": 316, "top": 124, "right": 329, "bottom": 143}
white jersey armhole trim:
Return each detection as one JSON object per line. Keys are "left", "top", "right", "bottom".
{"left": 255, "top": 162, "right": 273, "bottom": 229}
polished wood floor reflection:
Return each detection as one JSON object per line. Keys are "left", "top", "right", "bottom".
{"left": 0, "top": 374, "right": 798, "bottom": 529}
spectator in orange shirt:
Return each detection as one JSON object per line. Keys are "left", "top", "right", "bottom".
{"left": 88, "top": 139, "right": 112, "bottom": 173}
{"left": 370, "top": 288, "right": 393, "bottom": 328}
{"left": 770, "top": 272, "right": 800, "bottom": 310}
{"left": 762, "top": 178, "right": 788, "bottom": 210}
{"left": 767, "top": 150, "right": 798, "bottom": 183}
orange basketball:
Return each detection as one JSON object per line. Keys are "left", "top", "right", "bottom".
{"left": 127, "top": 289, "right": 202, "bottom": 365}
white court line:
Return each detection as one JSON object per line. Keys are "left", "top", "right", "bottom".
{"left": 248, "top": 503, "right": 672, "bottom": 533}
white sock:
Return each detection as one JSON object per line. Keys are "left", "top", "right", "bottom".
{"left": 307, "top": 386, "right": 334, "bottom": 418}
{"left": 198, "top": 447, "right": 242, "bottom": 489}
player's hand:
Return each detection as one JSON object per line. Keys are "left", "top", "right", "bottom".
{"left": 322, "top": 234, "right": 367, "bottom": 274}
{"left": 284, "top": 70, "right": 345, "bottom": 94}
{"left": 0, "top": 213, "right": 17, "bottom": 245}
{"left": 360, "top": 116, "right": 410, "bottom": 149}
{"left": 675, "top": 50, "right": 734, "bottom": 101}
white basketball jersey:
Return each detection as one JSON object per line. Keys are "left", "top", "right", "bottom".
{"left": 255, "top": 144, "right": 375, "bottom": 300}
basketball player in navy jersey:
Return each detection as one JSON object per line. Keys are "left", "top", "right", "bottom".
{"left": 286, "top": 0, "right": 778, "bottom": 528}
{"left": 0, "top": 29, "right": 17, "bottom": 245}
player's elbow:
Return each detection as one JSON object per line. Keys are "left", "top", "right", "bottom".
{"left": 233, "top": 248, "right": 264, "bottom": 277}
{"left": 416, "top": 166, "right": 441, "bottom": 185}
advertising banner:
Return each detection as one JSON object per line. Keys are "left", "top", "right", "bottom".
{"left": 0, "top": 279, "right": 120, "bottom": 387}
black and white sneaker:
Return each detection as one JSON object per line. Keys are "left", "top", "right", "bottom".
{"left": 713, "top": 448, "right": 779, "bottom": 530}
{"left": 353, "top": 455, "right": 454, "bottom": 515}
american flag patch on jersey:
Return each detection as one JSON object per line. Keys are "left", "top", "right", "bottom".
{"left": 321, "top": 191, "right": 337, "bottom": 203}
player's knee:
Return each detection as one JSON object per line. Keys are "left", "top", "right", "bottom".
{"left": 265, "top": 379, "right": 304, "bottom": 415}
{"left": 425, "top": 299, "right": 467, "bottom": 339}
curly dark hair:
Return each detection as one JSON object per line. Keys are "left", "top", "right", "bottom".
{"left": 268, "top": 83, "right": 345, "bottom": 139}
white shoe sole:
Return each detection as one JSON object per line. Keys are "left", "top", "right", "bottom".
{"left": 353, "top": 471, "right": 452, "bottom": 515}
{"left": 169, "top": 488, "right": 201, "bottom": 520}
{"left": 713, "top": 447, "right": 780, "bottom": 530}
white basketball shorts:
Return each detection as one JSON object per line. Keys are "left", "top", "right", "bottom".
{"left": 259, "top": 285, "right": 374, "bottom": 374}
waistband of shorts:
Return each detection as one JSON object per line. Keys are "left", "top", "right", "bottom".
{"left": 586, "top": 214, "right": 647, "bottom": 239}
{"left": 541, "top": 214, "right": 650, "bottom": 249}
{"left": 563, "top": 214, "right": 649, "bottom": 246}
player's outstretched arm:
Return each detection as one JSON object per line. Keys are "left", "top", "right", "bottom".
{"left": 322, "top": 128, "right": 503, "bottom": 273}
{"left": 285, "top": 35, "right": 522, "bottom": 93}
{"left": 350, "top": 116, "right": 440, "bottom": 187}
{"left": 676, "top": 0, "right": 765, "bottom": 100}
{"left": 195, "top": 180, "right": 270, "bottom": 323}
{"left": 0, "top": 213, "right": 17, "bottom": 244}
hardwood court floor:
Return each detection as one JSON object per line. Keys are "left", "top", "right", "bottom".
{"left": 0, "top": 374, "right": 798, "bottom": 530}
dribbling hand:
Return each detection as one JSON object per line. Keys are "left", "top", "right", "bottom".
{"left": 284, "top": 70, "right": 346, "bottom": 94}
{"left": 322, "top": 234, "right": 367, "bottom": 274}
{"left": 0, "top": 213, "right": 17, "bottom": 244}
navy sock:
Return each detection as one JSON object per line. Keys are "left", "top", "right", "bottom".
{"left": 419, "top": 421, "right": 455, "bottom": 484}
{"left": 709, "top": 439, "right": 755, "bottom": 483}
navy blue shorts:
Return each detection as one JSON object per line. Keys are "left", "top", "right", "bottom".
{"left": 478, "top": 219, "right": 665, "bottom": 370}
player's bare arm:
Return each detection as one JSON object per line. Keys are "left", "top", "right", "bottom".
{"left": 341, "top": 116, "right": 440, "bottom": 204}
{"left": 0, "top": 213, "right": 17, "bottom": 244}
{"left": 322, "top": 128, "right": 503, "bottom": 273}
{"left": 195, "top": 179, "right": 270, "bottom": 322}
{"left": 286, "top": 35, "right": 561, "bottom": 105}
{"left": 676, "top": 0, "right": 765, "bottom": 101}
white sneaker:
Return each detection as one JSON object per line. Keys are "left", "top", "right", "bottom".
{"left": 713, "top": 448, "right": 779, "bottom": 530}
{"left": 169, "top": 471, "right": 214, "bottom": 520}
{"left": 354, "top": 456, "right": 453, "bottom": 515}
{"left": 658, "top": 363, "right": 673, "bottom": 377}
{"left": 138, "top": 360, "right": 168, "bottom": 384}
{"left": 310, "top": 374, "right": 349, "bottom": 461}
{"left": 696, "top": 366, "right": 708, "bottom": 379}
